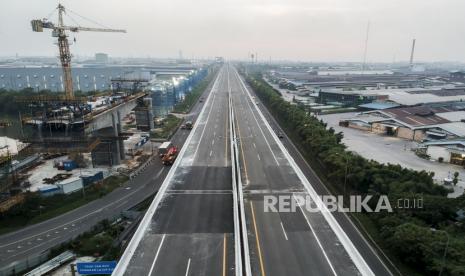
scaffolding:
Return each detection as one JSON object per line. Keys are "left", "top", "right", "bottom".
{"left": 21, "top": 136, "right": 101, "bottom": 154}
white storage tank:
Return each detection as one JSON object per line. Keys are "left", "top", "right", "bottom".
{"left": 56, "top": 177, "right": 83, "bottom": 194}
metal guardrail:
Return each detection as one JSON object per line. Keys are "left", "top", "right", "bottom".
{"left": 23, "top": 250, "right": 75, "bottom": 276}
{"left": 0, "top": 251, "right": 51, "bottom": 276}
{"left": 112, "top": 68, "right": 223, "bottom": 275}
{"left": 228, "top": 69, "right": 252, "bottom": 276}
{"left": 235, "top": 69, "right": 377, "bottom": 276}
{"left": 229, "top": 81, "right": 245, "bottom": 276}
{"left": 128, "top": 155, "right": 156, "bottom": 179}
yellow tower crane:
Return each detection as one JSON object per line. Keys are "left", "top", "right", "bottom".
{"left": 31, "top": 4, "right": 126, "bottom": 100}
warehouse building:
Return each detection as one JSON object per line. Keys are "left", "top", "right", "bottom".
{"left": 341, "top": 105, "right": 465, "bottom": 142}
{"left": 319, "top": 86, "right": 465, "bottom": 107}
{"left": 420, "top": 139, "right": 465, "bottom": 166}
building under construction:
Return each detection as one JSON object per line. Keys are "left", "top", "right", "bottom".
{"left": 1, "top": 4, "right": 210, "bottom": 194}
{"left": 0, "top": 4, "right": 139, "bottom": 195}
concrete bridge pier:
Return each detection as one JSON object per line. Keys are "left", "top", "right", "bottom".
{"left": 111, "top": 112, "right": 122, "bottom": 165}
{"left": 116, "top": 110, "right": 125, "bottom": 161}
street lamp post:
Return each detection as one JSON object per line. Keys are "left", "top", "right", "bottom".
{"left": 439, "top": 231, "right": 450, "bottom": 276}
{"left": 335, "top": 152, "right": 349, "bottom": 197}
{"left": 343, "top": 156, "right": 348, "bottom": 196}
{"left": 431, "top": 228, "right": 450, "bottom": 276}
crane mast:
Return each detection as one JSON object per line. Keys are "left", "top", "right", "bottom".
{"left": 57, "top": 5, "right": 73, "bottom": 99}
{"left": 31, "top": 4, "right": 126, "bottom": 100}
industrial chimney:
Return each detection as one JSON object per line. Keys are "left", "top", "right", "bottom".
{"left": 409, "top": 39, "right": 416, "bottom": 69}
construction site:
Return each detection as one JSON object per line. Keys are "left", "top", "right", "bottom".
{"left": 0, "top": 4, "right": 210, "bottom": 210}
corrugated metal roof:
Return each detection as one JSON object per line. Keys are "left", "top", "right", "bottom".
{"left": 421, "top": 139, "right": 465, "bottom": 147}
{"left": 437, "top": 111, "right": 465, "bottom": 122}
{"left": 358, "top": 102, "right": 400, "bottom": 110}
{"left": 381, "top": 106, "right": 452, "bottom": 127}
{"left": 432, "top": 122, "right": 465, "bottom": 137}
{"left": 346, "top": 113, "right": 391, "bottom": 123}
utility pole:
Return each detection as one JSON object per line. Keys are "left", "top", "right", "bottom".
{"left": 70, "top": 263, "right": 76, "bottom": 276}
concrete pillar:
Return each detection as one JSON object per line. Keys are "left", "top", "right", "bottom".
{"left": 117, "top": 111, "right": 125, "bottom": 161}
{"left": 37, "top": 122, "right": 43, "bottom": 140}
{"left": 111, "top": 112, "right": 121, "bottom": 165}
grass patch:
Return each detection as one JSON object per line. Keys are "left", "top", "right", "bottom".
{"left": 50, "top": 219, "right": 125, "bottom": 262}
{"left": 0, "top": 175, "right": 128, "bottom": 235}
{"left": 151, "top": 114, "right": 183, "bottom": 140}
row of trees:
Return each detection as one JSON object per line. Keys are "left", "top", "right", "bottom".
{"left": 245, "top": 72, "right": 465, "bottom": 275}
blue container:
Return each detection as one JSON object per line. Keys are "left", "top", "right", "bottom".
{"left": 81, "top": 171, "right": 104, "bottom": 186}
{"left": 39, "top": 185, "right": 60, "bottom": 197}
{"left": 63, "top": 161, "right": 77, "bottom": 171}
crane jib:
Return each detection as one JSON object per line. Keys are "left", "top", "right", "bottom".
{"left": 31, "top": 3, "right": 126, "bottom": 100}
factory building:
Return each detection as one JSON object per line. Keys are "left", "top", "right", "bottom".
{"left": 341, "top": 105, "right": 465, "bottom": 142}
{"left": 420, "top": 139, "right": 465, "bottom": 166}
{"left": 318, "top": 90, "right": 387, "bottom": 106}
{"left": 319, "top": 86, "right": 465, "bottom": 107}
{"left": 95, "top": 53, "right": 109, "bottom": 63}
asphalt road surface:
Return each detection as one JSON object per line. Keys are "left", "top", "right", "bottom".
{"left": 7, "top": 64, "right": 395, "bottom": 276}
{"left": 0, "top": 70, "right": 215, "bottom": 273}
{"left": 229, "top": 65, "right": 393, "bottom": 276}
{"left": 116, "top": 64, "right": 393, "bottom": 276}
{"left": 120, "top": 66, "right": 236, "bottom": 276}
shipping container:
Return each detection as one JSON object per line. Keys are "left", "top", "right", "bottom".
{"left": 56, "top": 177, "right": 83, "bottom": 194}
{"left": 63, "top": 160, "right": 77, "bottom": 171}
{"left": 39, "top": 185, "right": 60, "bottom": 197}
{"left": 81, "top": 171, "right": 104, "bottom": 186}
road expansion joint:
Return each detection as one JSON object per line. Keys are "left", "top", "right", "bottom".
{"left": 243, "top": 188, "right": 305, "bottom": 195}
{"left": 165, "top": 190, "right": 233, "bottom": 195}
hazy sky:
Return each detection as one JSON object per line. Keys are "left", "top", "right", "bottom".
{"left": 1, "top": 0, "right": 465, "bottom": 62}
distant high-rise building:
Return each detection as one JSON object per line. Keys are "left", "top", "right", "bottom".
{"left": 95, "top": 53, "right": 109, "bottom": 63}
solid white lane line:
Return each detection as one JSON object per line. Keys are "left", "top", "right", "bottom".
{"left": 184, "top": 258, "right": 191, "bottom": 276}
{"left": 192, "top": 92, "right": 217, "bottom": 159}
{"left": 236, "top": 67, "right": 374, "bottom": 276}
{"left": 235, "top": 73, "right": 279, "bottom": 165}
{"left": 7, "top": 236, "right": 61, "bottom": 259}
{"left": 147, "top": 234, "right": 166, "bottom": 276}
{"left": 152, "top": 167, "right": 165, "bottom": 180}
{"left": 293, "top": 195, "right": 338, "bottom": 276}
{"left": 114, "top": 69, "right": 223, "bottom": 275}
{"left": 280, "top": 222, "right": 289, "bottom": 241}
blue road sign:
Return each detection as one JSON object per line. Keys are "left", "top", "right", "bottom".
{"left": 76, "top": 261, "right": 117, "bottom": 275}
